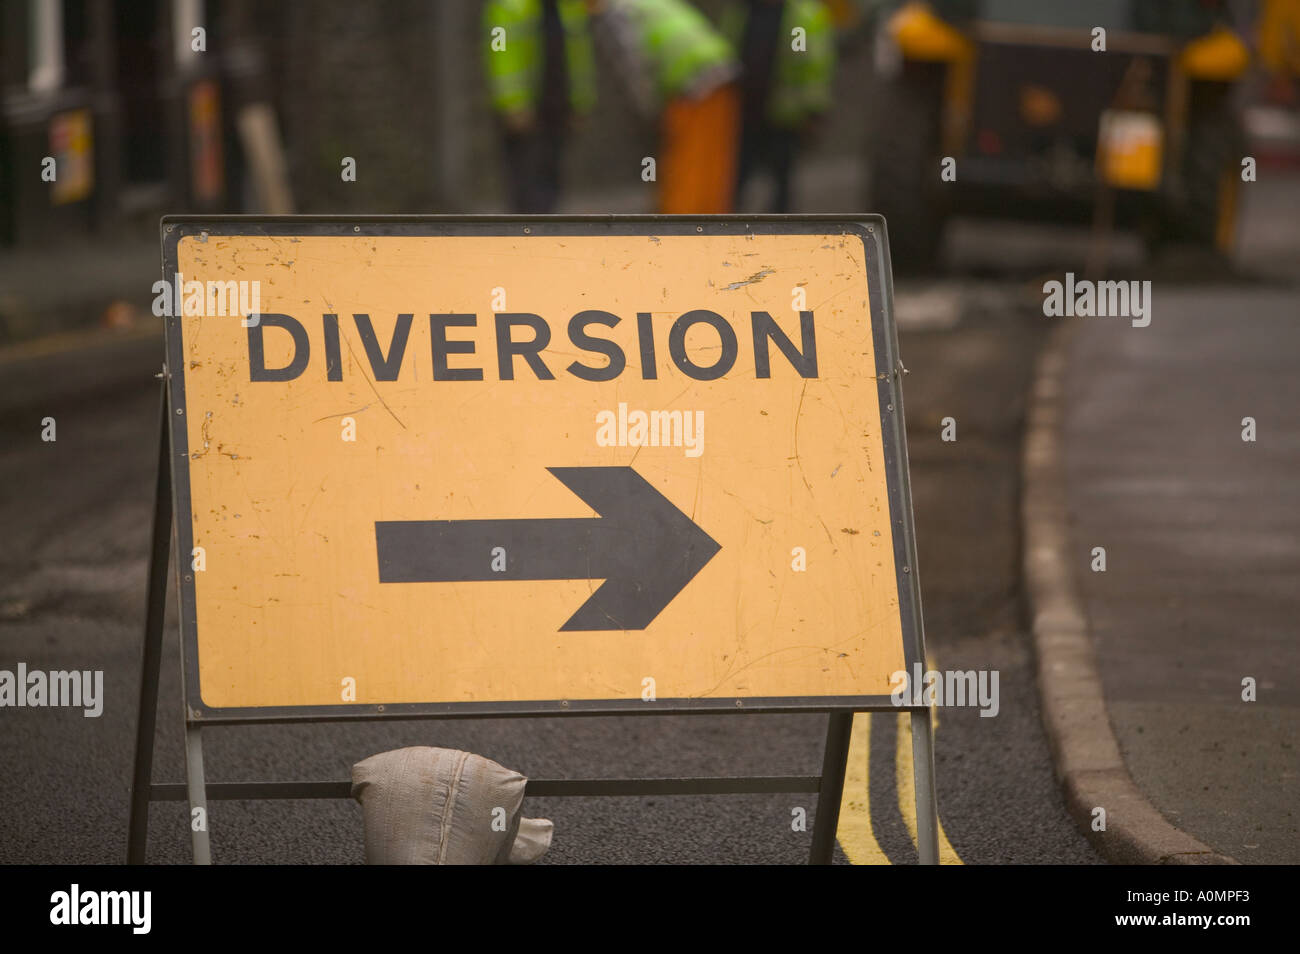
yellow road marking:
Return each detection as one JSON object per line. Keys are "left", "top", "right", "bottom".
{"left": 836, "top": 651, "right": 965, "bottom": 864}
{"left": 895, "top": 710, "right": 963, "bottom": 863}
{"left": 834, "top": 713, "right": 891, "bottom": 864}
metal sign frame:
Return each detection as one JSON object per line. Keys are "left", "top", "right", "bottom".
{"left": 128, "top": 214, "right": 938, "bottom": 865}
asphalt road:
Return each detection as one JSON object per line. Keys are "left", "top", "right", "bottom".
{"left": 0, "top": 269, "right": 1106, "bottom": 864}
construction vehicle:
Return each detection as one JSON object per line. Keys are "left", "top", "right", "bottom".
{"left": 865, "top": 0, "right": 1251, "bottom": 265}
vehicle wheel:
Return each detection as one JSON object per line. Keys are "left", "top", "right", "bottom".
{"left": 865, "top": 62, "right": 947, "bottom": 271}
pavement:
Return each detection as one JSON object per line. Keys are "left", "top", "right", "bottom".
{"left": 1015, "top": 172, "right": 1300, "bottom": 865}
{"left": 1044, "top": 288, "right": 1300, "bottom": 864}
{"left": 0, "top": 234, "right": 159, "bottom": 345}
{"left": 0, "top": 229, "right": 162, "bottom": 418}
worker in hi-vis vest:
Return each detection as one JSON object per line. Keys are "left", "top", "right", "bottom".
{"left": 484, "top": 0, "right": 597, "bottom": 212}
{"left": 585, "top": 0, "right": 742, "bottom": 213}
{"left": 722, "top": 0, "right": 835, "bottom": 212}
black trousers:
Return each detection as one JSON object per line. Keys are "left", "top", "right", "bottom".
{"left": 735, "top": 124, "right": 798, "bottom": 214}
{"left": 500, "top": 127, "right": 566, "bottom": 214}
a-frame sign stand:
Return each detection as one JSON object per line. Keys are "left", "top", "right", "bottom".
{"left": 126, "top": 404, "right": 939, "bottom": 864}
{"left": 127, "top": 214, "right": 941, "bottom": 866}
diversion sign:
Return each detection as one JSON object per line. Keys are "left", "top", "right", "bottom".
{"left": 160, "top": 217, "right": 923, "bottom": 719}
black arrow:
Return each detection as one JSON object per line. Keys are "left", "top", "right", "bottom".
{"left": 375, "top": 466, "right": 721, "bottom": 631}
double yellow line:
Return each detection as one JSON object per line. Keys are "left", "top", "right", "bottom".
{"left": 835, "top": 657, "right": 964, "bottom": 865}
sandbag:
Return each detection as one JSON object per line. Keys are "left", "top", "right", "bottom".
{"left": 351, "top": 746, "right": 553, "bottom": 865}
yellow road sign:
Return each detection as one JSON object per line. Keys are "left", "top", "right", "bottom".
{"left": 162, "top": 218, "right": 922, "bottom": 718}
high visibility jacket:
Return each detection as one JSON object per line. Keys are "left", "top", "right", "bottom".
{"left": 721, "top": 0, "right": 835, "bottom": 127}
{"left": 593, "top": 0, "right": 740, "bottom": 113}
{"left": 484, "top": 0, "right": 597, "bottom": 115}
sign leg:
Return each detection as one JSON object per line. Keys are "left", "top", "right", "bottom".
{"left": 808, "top": 711, "right": 853, "bottom": 864}
{"left": 127, "top": 382, "right": 173, "bottom": 864}
{"left": 911, "top": 707, "right": 940, "bottom": 865}
{"left": 185, "top": 724, "right": 212, "bottom": 864}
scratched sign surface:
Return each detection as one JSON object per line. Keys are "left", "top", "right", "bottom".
{"left": 163, "top": 220, "right": 917, "bottom": 716}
